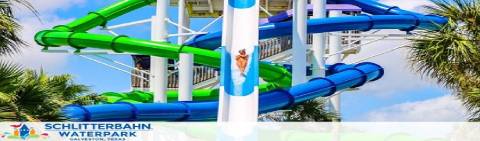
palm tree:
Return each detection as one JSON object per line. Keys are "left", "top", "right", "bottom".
{"left": 0, "top": 1, "right": 99, "bottom": 121}
{"left": 0, "top": 67, "right": 100, "bottom": 121}
{"left": 283, "top": 99, "right": 338, "bottom": 121}
{"left": 0, "top": 0, "right": 38, "bottom": 121}
{"left": 0, "top": 0, "right": 37, "bottom": 56}
{"left": 0, "top": 61, "right": 29, "bottom": 121}
{"left": 259, "top": 99, "right": 338, "bottom": 122}
{"left": 409, "top": 0, "right": 480, "bottom": 120}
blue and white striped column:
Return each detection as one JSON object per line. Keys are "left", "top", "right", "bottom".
{"left": 218, "top": 0, "right": 260, "bottom": 122}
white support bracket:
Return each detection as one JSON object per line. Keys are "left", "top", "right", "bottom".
{"left": 351, "top": 42, "right": 411, "bottom": 63}
{"left": 104, "top": 19, "right": 152, "bottom": 30}
{"left": 185, "top": 15, "right": 223, "bottom": 43}
{"left": 77, "top": 55, "right": 149, "bottom": 81}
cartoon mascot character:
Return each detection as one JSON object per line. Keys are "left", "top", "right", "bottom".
{"left": 235, "top": 49, "right": 249, "bottom": 77}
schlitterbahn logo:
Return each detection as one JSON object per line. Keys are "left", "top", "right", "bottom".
{"left": 1, "top": 123, "right": 49, "bottom": 140}
{"left": 44, "top": 123, "right": 151, "bottom": 141}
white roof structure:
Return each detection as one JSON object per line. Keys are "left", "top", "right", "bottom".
{"left": 169, "top": 0, "right": 291, "bottom": 17}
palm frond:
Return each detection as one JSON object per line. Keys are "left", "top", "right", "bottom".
{"left": 0, "top": 67, "right": 92, "bottom": 121}
{"left": 410, "top": 0, "right": 480, "bottom": 121}
{"left": 283, "top": 99, "right": 338, "bottom": 122}
{"left": 0, "top": 61, "right": 22, "bottom": 92}
{"left": 0, "top": 0, "right": 39, "bottom": 56}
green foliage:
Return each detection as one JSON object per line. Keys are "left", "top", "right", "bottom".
{"left": 0, "top": 0, "right": 38, "bottom": 56}
{"left": 283, "top": 99, "right": 339, "bottom": 122}
{"left": 0, "top": 0, "right": 95, "bottom": 121}
{"left": 410, "top": 0, "right": 480, "bottom": 120}
{"left": 463, "top": 88, "right": 480, "bottom": 119}
{"left": 0, "top": 61, "right": 22, "bottom": 93}
{"left": 469, "top": 117, "right": 480, "bottom": 122}
{"left": 0, "top": 63, "right": 98, "bottom": 121}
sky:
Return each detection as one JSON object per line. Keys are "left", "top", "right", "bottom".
{"left": 4, "top": 0, "right": 468, "bottom": 121}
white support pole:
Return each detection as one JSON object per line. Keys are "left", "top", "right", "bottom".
{"left": 168, "top": 32, "right": 208, "bottom": 37}
{"left": 78, "top": 55, "right": 149, "bottom": 82}
{"left": 311, "top": 0, "right": 327, "bottom": 78}
{"left": 150, "top": 0, "right": 169, "bottom": 103}
{"left": 185, "top": 15, "right": 223, "bottom": 43}
{"left": 218, "top": 0, "right": 260, "bottom": 122}
{"left": 217, "top": 0, "right": 232, "bottom": 122}
{"left": 327, "top": 10, "right": 343, "bottom": 119}
{"left": 178, "top": 0, "right": 194, "bottom": 101}
{"left": 106, "top": 19, "right": 152, "bottom": 30}
{"left": 292, "top": 0, "right": 308, "bottom": 85}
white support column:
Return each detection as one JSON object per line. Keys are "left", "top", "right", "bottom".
{"left": 311, "top": 0, "right": 327, "bottom": 78}
{"left": 292, "top": 0, "right": 308, "bottom": 85}
{"left": 218, "top": 0, "right": 260, "bottom": 122}
{"left": 327, "top": 10, "right": 343, "bottom": 119}
{"left": 178, "top": 0, "right": 194, "bottom": 101}
{"left": 150, "top": 0, "right": 169, "bottom": 103}
{"left": 217, "top": 0, "right": 232, "bottom": 122}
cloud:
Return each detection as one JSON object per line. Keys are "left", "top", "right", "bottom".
{"left": 343, "top": 30, "right": 445, "bottom": 98}
{"left": 1, "top": 16, "right": 72, "bottom": 72}
{"left": 0, "top": 0, "right": 87, "bottom": 71}
{"left": 16, "top": 0, "right": 86, "bottom": 15}
{"left": 364, "top": 95, "right": 468, "bottom": 121}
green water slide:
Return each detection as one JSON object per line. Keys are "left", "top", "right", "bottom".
{"left": 34, "top": 0, "right": 292, "bottom": 102}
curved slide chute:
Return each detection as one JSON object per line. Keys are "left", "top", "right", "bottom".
{"left": 99, "top": 63, "right": 348, "bottom": 104}
{"left": 35, "top": 30, "right": 292, "bottom": 99}
{"left": 259, "top": 4, "right": 362, "bottom": 25}
{"left": 187, "top": 15, "right": 446, "bottom": 49}
{"left": 258, "top": 0, "right": 446, "bottom": 25}
{"left": 99, "top": 0, "right": 448, "bottom": 103}
{"left": 63, "top": 62, "right": 383, "bottom": 121}
{"left": 334, "top": 0, "right": 431, "bottom": 16}
{"left": 33, "top": 0, "right": 447, "bottom": 121}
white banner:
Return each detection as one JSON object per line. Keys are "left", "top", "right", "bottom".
{"left": 0, "top": 122, "right": 478, "bottom": 141}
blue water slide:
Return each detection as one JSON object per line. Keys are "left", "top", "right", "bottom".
{"left": 262, "top": 0, "right": 446, "bottom": 25}
{"left": 186, "top": 14, "right": 446, "bottom": 49}
{"left": 186, "top": 0, "right": 447, "bottom": 49}
{"left": 62, "top": 0, "right": 448, "bottom": 121}
{"left": 63, "top": 62, "right": 383, "bottom": 121}
{"left": 262, "top": 0, "right": 445, "bottom": 25}
{"left": 260, "top": 4, "right": 362, "bottom": 25}
{"left": 333, "top": 0, "right": 422, "bottom": 15}
{"left": 333, "top": 0, "right": 446, "bottom": 23}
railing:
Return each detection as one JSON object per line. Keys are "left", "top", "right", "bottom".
{"left": 259, "top": 36, "right": 292, "bottom": 59}
{"left": 167, "top": 66, "right": 218, "bottom": 88}
{"left": 131, "top": 69, "right": 150, "bottom": 88}
{"left": 131, "top": 66, "right": 218, "bottom": 89}
{"left": 259, "top": 30, "right": 362, "bottom": 59}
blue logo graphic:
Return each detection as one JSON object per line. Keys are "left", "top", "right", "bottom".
{"left": 0, "top": 123, "right": 49, "bottom": 140}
